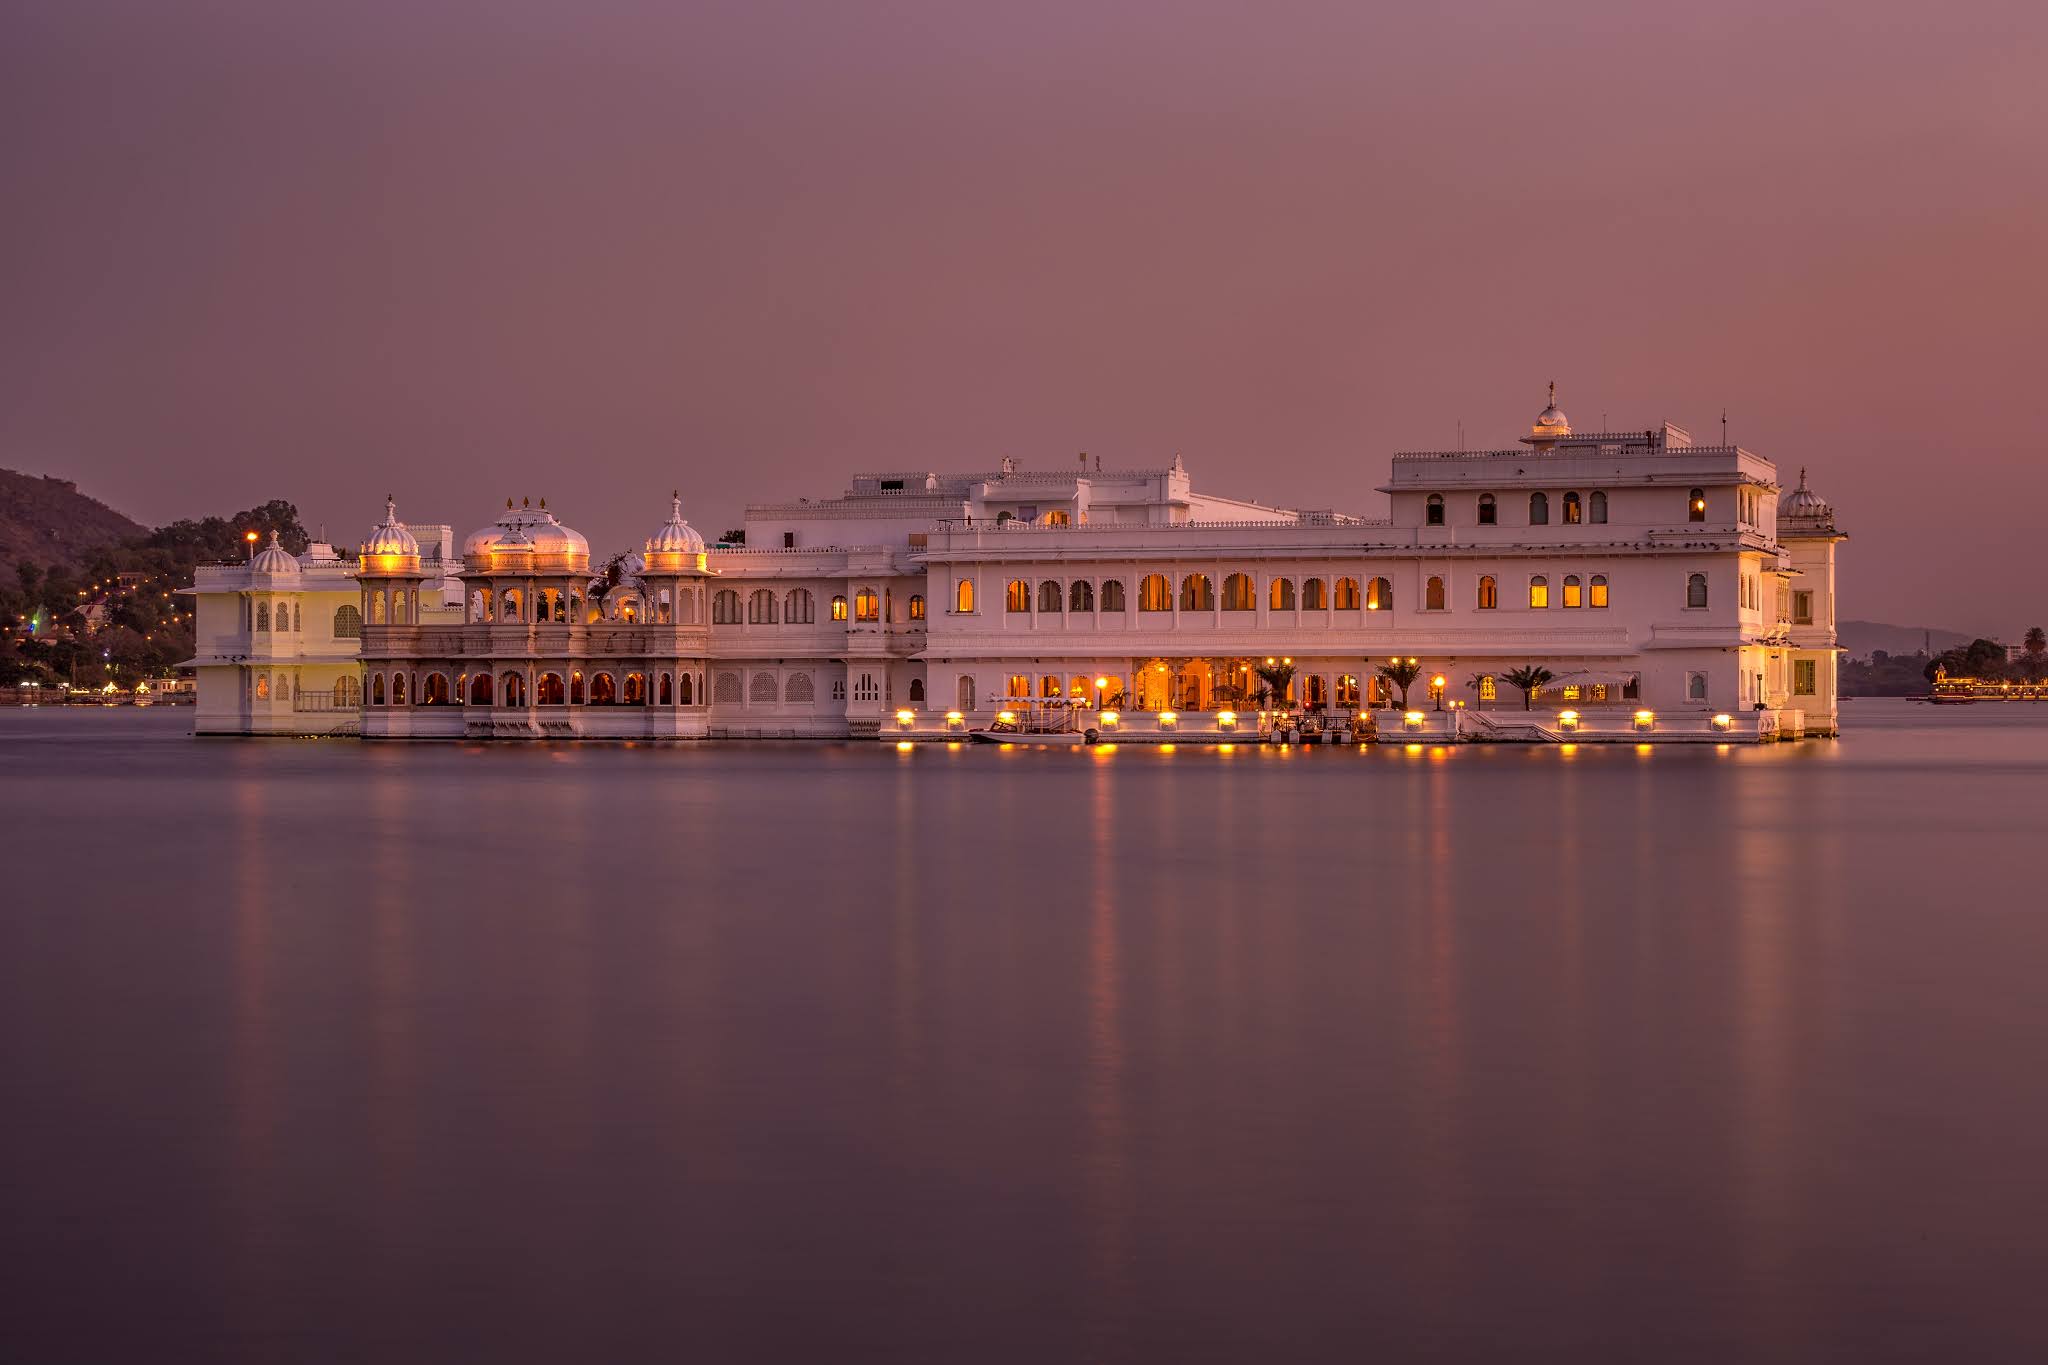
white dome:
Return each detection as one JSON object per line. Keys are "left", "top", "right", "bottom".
{"left": 645, "top": 491, "right": 706, "bottom": 556}
{"left": 363, "top": 497, "right": 420, "bottom": 557}
{"left": 463, "top": 499, "right": 590, "bottom": 562}
{"left": 1782, "top": 468, "right": 1834, "bottom": 520}
{"left": 1531, "top": 382, "right": 1570, "bottom": 436}
{"left": 1536, "top": 404, "right": 1568, "bottom": 428}
{"left": 249, "top": 530, "right": 301, "bottom": 576}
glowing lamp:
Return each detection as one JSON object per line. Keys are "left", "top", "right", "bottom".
{"left": 1094, "top": 677, "right": 1108, "bottom": 689}
{"left": 1557, "top": 709, "right": 1580, "bottom": 730}
{"left": 1711, "top": 713, "right": 1734, "bottom": 731}
{"left": 1634, "top": 709, "right": 1656, "bottom": 731}
{"left": 997, "top": 710, "right": 1016, "bottom": 724}
{"left": 895, "top": 709, "right": 915, "bottom": 728}
{"left": 1158, "top": 710, "right": 1178, "bottom": 729}
{"left": 1216, "top": 710, "right": 1237, "bottom": 728}
{"left": 945, "top": 710, "right": 964, "bottom": 728}
{"left": 1403, "top": 710, "right": 1425, "bottom": 730}
{"left": 1099, "top": 710, "right": 1119, "bottom": 727}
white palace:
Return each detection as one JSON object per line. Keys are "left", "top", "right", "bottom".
{"left": 185, "top": 392, "right": 1845, "bottom": 743}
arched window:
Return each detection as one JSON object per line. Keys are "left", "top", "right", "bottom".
{"left": 830, "top": 595, "right": 848, "bottom": 621}
{"left": 1038, "top": 580, "right": 1062, "bottom": 614}
{"left": 591, "top": 672, "right": 617, "bottom": 705}
{"left": 749, "top": 672, "right": 777, "bottom": 703}
{"left": 256, "top": 673, "right": 272, "bottom": 700}
{"left": 1478, "top": 494, "right": 1497, "bottom": 526}
{"left": 502, "top": 672, "right": 527, "bottom": 707}
{"left": 659, "top": 673, "right": 673, "bottom": 705}
{"left": 1689, "top": 673, "right": 1708, "bottom": 701}
{"left": 909, "top": 678, "right": 925, "bottom": 703}
{"left": 909, "top": 594, "right": 925, "bottom": 620}
{"left": 1563, "top": 491, "right": 1582, "bottom": 524}
{"left": 1270, "top": 578, "right": 1296, "bottom": 611}
{"left": 1477, "top": 575, "right": 1498, "bottom": 609}
{"left": 1069, "top": 580, "right": 1094, "bottom": 613}
{"left": 292, "top": 603, "right": 301, "bottom": 632}
{"left": 1425, "top": 576, "right": 1446, "bottom": 611}
{"left": 569, "top": 670, "right": 584, "bottom": 704}
{"left": 1689, "top": 488, "right": 1707, "bottom": 522}
{"left": 853, "top": 673, "right": 880, "bottom": 702}
{"left": 1007, "top": 579, "right": 1031, "bottom": 613}
{"left": 1365, "top": 577, "right": 1393, "bottom": 611}
{"left": 392, "top": 593, "right": 409, "bottom": 624}
{"left": 256, "top": 602, "right": 270, "bottom": 632}
{"left": 748, "top": 589, "right": 777, "bottom": 623}
{"left": 375, "top": 591, "right": 393, "bottom": 625}
{"left": 1590, "top": 574, "right": 1609, "bottom": 608}
{"left": 957, "top": 676, "right": 976, "bottom": 711}
{"left": 1687, "top": 572, "right": 1709, "bottom": 608}
{"left": 1138, "top": 574, "right": 1172, "bottom": 611}
{"left": 1180, "top": 574, "right": 1213, "bottom": 611}
{"left": 333, "top": 676, "right": 360, "bottom": 707}
{"left": 855, "top": 587, "right": 880, "bottom": 621}
{"left": 1479, "top": 675, "right": 1498, "bottom": 702}
{"left": 1301, "top": 577, "right": 1328, "bottom": 610}
{"left": 1563, "top": 574, "right": 1583, "bottom": 608}
{"left": 1426, "top": 493, "right": 1445, "bottom": 526}
{"left": 1529, "top": 574, "right": 1549, "bottom": 608}
{"left": 651, "top": 590, "right": 669, "bottom": 624}
{"left": 955, "top": 579, "right": 975, "bottom": 613}
{"left": 369, "top": 673, "right": 384, "bottom": 705}
{"left": 1590, "top": 491, "right": 1608, "bottom": 524}
{"left": 765, "top": 588, "right": 801, "bottom": 624}
{"left": 275, "top": 600, "right": 291, "bottom": 630}
{"left": 624, "top": 673, "right": 647, "bottom": 705}
{"left": 713, "top": 589, "right": 741, "bottom": 623}
{"left": 1333, "top": 577, "right": 1359, "bottom": 610}
{"left": 1222, "top": 573, "right": 1255, "bottom": 611}
{"left": 538, "top": 672, "right": 565, "bottom": 705}
{"left": 1101, "top": 580, "right": 1126, "bottom": 612}
{"left": 1530, "top": 492, "right": 1550, "bottom": 525}
{"left": 785, "top": 673, "right": 814, "bottom": 703}
{"left": 713, "top": 672, "right": 740, "bottom": 704}
{"left": 1336, "top": 674, "right": 1359, "bottom": 706}
{"left": 391, "top": 673, "right": 407, "bottom": 704}
{"left": 276, "top": 675, "right": 289, "bottom": 701}
{"left": 424, "top": 673, "right": 449, "bottom": 704}
{"left": 468, "top": 672, "right": 494, "bottom": 705}
{"left": 678, "top": 674, "right": 693, "bottom": 705}
{"left": 1043, "top": 509, "right": 1070, "bottom": 527}
{"left": 499, "top": 589, "right": 520, "bottom": 621}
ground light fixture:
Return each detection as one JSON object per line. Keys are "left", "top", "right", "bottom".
{"left": 1216, "top": 710, "right": 1237, "bottom": 729}
{"left": 1634, "top": 709, "right": 1656, "bottom": 731}
{"left": 1157, "top": 710, "right": 1178, "bottom": 729}
{"left": 1403, "top": 710, "right": 1425, "bottom": 730}
{"left": 1099, "top": 710, "right": 1119, "bottom": 728}
{"left": 1711, "top": 713, "right": 1735, "bottom": 731}
{"left": 1557, "top": 709, "right": 1580, "bottom": 731}
{"left": 944, "top": 710, "right": 964, "bottom": 729}
{"left": 895, "top": 709, "right": 915, "bottom": 729}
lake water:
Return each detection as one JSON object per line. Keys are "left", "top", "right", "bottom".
{"left": 4, "top": 701, "right": 2047, "bottom": 1362}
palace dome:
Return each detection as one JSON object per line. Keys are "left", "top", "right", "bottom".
{"left": 645, "top": 492, "right": 706, "bottom": 557}
{"left": 363, "top": 497, "right": 420, "bottom": 558}
{"left": 249, "top": 530, "right": 301, "bottom": 577}
{"left": 1532, "top": 381, "right": 1570, "bottom": 435}
{"left": 463, "top": 499, "right": 590, "bottom": 564}
{"left": 1782, "top": 468, "right": 1834, "bottom": 522}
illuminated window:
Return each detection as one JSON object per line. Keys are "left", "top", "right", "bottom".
{"left": 1426, "top": 494, "right": 1445, "bottom": 526}
{"left": 749, "top": 589, "right": 777, "bottom": 623}
{"left": 424, "top": 673, "right": 450, "bottom": 705}
{"left": 1138, "top": 574, "right": 1172, "bottom": 611}
{"left": 1302, "top": 577, "right": 1327, "bottom": 610}
{"left": 855, "top": 587, "right": 880, "bottom": 621}
{"left": 1365, "top": 576, "right": 1393, "bottom": 611}
{"left": 1425, "top": 576, "right": 1446, "bottom": 611}
{"left": 1069, "top": 580, "right": 1093, "bottom": 612}
{"left": 1477, "top": 575, "right": 1498, "bottom": 609}
{"left": 1590, "top": 574, "right": 1609, "bottom": 608}
{"left": 1687, "top": 573, "right": 1709, "bottom": 609}
{"left": 539, "top": 672, "right": 565, "bottom": 705}
{"left": 1333, "top": 577, "right": 1359, "bottom": 610}
{"left": 1268, "top": 578, "right": 1295, "bottom": 611}
{"left": 954, "top": 580, "right": 974, "bottom": 613}
{"left": 1180, "top": 574, "right": 1213, "bottom": 611}
{"left": 786, "top": 588, "right": 815, "bottom": 623}
{"left": 569, "top": 671, "right": 584, "bottom": 704}
{"left": 713, "top": 589, "right": 740, "bottom": 623}
{"left": 1222, "top": 573, "right": 1255, "bottom": 611}
{"left": 1688, "top": 488, "right": 1707, "bottom": 522}
{"left": 1478, "top": 494, "right": 1497, "bottom": 525}
{"left": 1529, "top": 574, "right": 1549, "bottom": 608}
{"left": 1590, "top": 491, "right": 1608, "bottom": 523}
{"left": 1008, "top": 674, "right": 1030, "bottom": 698}
{"left": 1336, "top": 674, "right": 1359, "bottom": 705}
{"left": 333, "top": 675, "right": 360, "bottom": 707}
{"left": 1479, "top": 675, "right": 1497, "bottom": 702}
{"left": 469, "top": 672, "right": 494, "bottom": 705}
{"left": 257, "top": 673, "right": 272, "bottom": 700}
{"left": 625, "top": 673, "right": 648, "bottom": 705}
{"left": 1794, "top": 659, "right": 1817, "bottom": 694}
{"left": 391, "top": 673, "right": 405, "bottom": 704}
{"left": 1563, "top": 574, "right": 1583, "bottom": 608}
{"left": 1044, "top": 509, "right": 1070, "bottom": 527}
{"left": 909, "top": 594, "right": 925, "bottom": 620}
{"left": 1007, "top": 579, "right": 1031, "bottom": 613}
{"left": 1101, "top": 580, "right": 1126, "bottom": 611}
{"left": 1530, "top": 492, "right": 1550, "bottom": 525}
{"left": 1563, "top": 492, "right": 1582, "bottom": 524}
{"left": 1037, "top": 580, "right": 1062, "bottom": 614}
{"left": 1041, "top": 674, "right": 1061, "bottom": 698}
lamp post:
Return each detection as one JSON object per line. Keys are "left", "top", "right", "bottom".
{"left": 1432, "top": 674, "right": 1446, "bottom": 711}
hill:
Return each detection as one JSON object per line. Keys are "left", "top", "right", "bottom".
{"left": 0, "top": 468, "right": 147, "bottom": 581}
{"left": 1838, "top": 620, "right": 1972, "bottom": 661}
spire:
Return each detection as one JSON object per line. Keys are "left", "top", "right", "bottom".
{"left": 1798, "top": 466, "right": 1808, "bottom": 489}
{"left": 1548, "top": 379, "right": 1556, "bottom": 406}
{"left": 671, "top": 489, "right": 683, "bottom": 519}
{"left": 268, "top": 529, "right": 283, "bottom": 548}
{"left": 385, "top": 494, "right": 397, "bottom": 523}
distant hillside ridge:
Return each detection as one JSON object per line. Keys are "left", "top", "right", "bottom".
{"left": 0, "top": 468, "right": 147, "bottom": 580}
{"left": 1838, "top": 620, "right": 1972, "bottom": 661}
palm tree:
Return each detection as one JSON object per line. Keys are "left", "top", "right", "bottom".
{"left": 2026, "top": 625, "right": 2046, "bottom": 656}
{"left": 1500, "top": 664, "right": 1554, "bottom": 711}
{"left": 1254, "top": 659, "right": 1296, "bottom": 710}
{"left": 1376, "top": 657, "right": 1423, "bottom": 709}
{"left": 1464, "top": 672, "right": 1492, "bottom": 710}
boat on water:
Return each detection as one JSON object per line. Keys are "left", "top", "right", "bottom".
{"left": 968, "top": 697, "right": 1098, "bottom": 745}
{"left": 1927, "top": 694, "right": 1976, "bottom": 705}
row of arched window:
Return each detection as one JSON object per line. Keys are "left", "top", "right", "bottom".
{"left": 710, "top": 588, "right": 924, "bottom": 626}
{"left": 1427, "top": 491, "right": 1614, "bottom": 527}
{"left": 991, "top": 575, "right": 1393, "bottom": 614}
{"left": 364, "top": 668, "right": 704, "bottom": 707}
{"left": 248, "top": 600, "right": 302, "bottom": 633}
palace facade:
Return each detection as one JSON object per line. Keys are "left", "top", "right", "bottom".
{"left": 327, "top": 393, "right": 1845, "bottom": 743}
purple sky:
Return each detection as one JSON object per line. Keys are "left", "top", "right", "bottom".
{"left": 3, "top": 0, "right": 2043, "bottom": 632}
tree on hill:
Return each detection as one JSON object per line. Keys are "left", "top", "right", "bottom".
{"left": 1925, "top": 638, "right": 2010, "bottom": 684}
{"left": 2027, "top": 626, "right": 2046, "bottom": 656}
